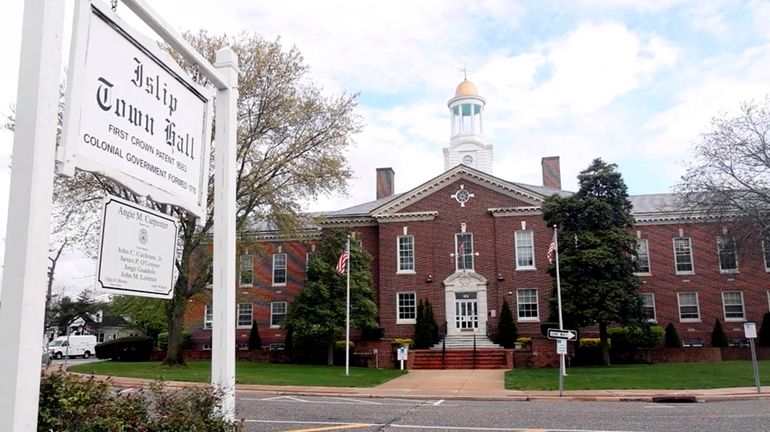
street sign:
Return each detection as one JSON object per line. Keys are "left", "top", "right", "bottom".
{"left": 548, "top": 328, "right": 577, "bottom": 341}
{"left": 556, "top": 338, "right": 567, "bottom": 355}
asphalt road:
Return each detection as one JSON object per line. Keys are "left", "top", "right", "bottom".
{"left": 236, "top": 393, "right": 770, "bottom": 432}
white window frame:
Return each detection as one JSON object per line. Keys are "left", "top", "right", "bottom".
{"left": 237, "top": 303, "right": 253, "bottom": 328}
{"left": 397, "top": 235, "right": 415, "bottom": 273}
{"left": 516, "top": 288, "right": 539, "bottom": 322}
{"left": 717, "top": 236, "right": 739, "bottom": 274}
{"left": 762, "top": 237, "right": 770, "bottom": 273}
{"left": 634, "top": 238, "right": 651, "bottom": 275}
{"left": 515, "top": 230, "right": 535, "bottom": 270}
{"left": 396, "top": 292, "right": 417, "bottom": 324}
{"left": 204, "top": 305, "right": 213, "bottom": 330}
{"left": 272, "top": 253, "right": 287, "bottom": 286}
{"left": 673, "top": 237, "right": 694, "bottom": 275}
{"left": 305, "top": 251, "right": 313, "bottom": 271}
{"left": 240, "top": 254, "right": 253, "bottom": 286}
{"left": 677, "top": 292, "right": 700, "bottom": 322}
{"left": 270, "top": 301, "right": 287, "bottom": 328}
{"left": 455, "top": 233, "right": 474, "bottom": 272}
{"left": 722, "top": 291, "right": 745, "bottom": 322}
{"left": 640, "top": 292, "right": 656, "bottom": 322}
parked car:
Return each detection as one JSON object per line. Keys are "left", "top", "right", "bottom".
{"left": 48, "top": 335, "right": 97, "bottom": 359}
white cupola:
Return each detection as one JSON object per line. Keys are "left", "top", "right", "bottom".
{"left": 443, "top": 78, "right": 493, "bottom": 173}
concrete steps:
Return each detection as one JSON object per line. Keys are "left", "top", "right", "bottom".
{"left": 432, "top": 334, "right": 503, "bottom": 350}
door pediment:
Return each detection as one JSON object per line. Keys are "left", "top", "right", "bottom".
{"left": 443, "top": 271, "right": 487, "bottom": 292}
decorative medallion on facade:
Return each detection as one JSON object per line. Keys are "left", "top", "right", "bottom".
{"left": 451, "top": 184, "right": 475, "bottom": 207}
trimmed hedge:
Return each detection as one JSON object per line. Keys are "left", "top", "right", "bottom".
{"left": 95, "top": 336, "right": 154, "bottom": 361}
{"left": 608, "top": 325, "right": 663, "bottom": 351}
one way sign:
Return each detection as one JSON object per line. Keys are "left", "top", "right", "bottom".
{"left": 547, "top": 328, "right": 577, "bottom": 341}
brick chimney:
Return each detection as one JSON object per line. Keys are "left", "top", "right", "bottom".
{"left": 376, "top": 167, "right": 395, "bottom": 200}
{"left": 541, "top": 156, "right": 561, "bottom": 190}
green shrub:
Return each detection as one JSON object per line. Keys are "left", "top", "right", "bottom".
{"left": 711, "top": 319, "right": 728, "bottom": 347}
{"left": 608, "top": 325, "right": 663, "bottom": 351}
{"left": 759, "top": 312, "right": 770, "bottom": 347}
{"left": 579, "top": 337, "right": 609, "bottom": 348}
{"left": 96, "top": 336, "right": 154, "bottom": 361}
{"left": 413, "top": 299, "right": 430, "bottom": 348}
{"left": 393, "top": 338, "right": 413, "bottom": 347}
{"left": 38, "top": 372, "right": 242, "bottom": 431}
{"left": 496, "top": 299, "right": 517, "bottom": 348}
{"left": 157, "top": 331, "right": 192, "bottom": 350}
{"left": 665, "top": 323, "right": 681, "bottom": 348}
{"left": 248, "top": 320, "right": 262, "bottom": 350}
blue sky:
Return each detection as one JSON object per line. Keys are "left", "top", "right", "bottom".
{"left": 1, "top": 0, "right": 769, "bottom": 294}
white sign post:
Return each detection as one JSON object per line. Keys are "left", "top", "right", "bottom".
{"left": 397, "top": 346, "right": 408, "bottom": 370}
{"left": 95, "top": 195, "right": 179, "bottom": 299}
{"left": 0, "top": 1, "right": 65, "bottom": 430}
{"left": 744, "top": 322, "right": 761, "bottom": 394}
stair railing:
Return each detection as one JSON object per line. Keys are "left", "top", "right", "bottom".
{"left": 473, "top": 332, "right": 477, "bottom": 369}
{"left": 441, "top": 321, "right": 447, "bottom": 369}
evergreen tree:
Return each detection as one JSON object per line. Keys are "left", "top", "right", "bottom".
{"left": 248, "top": 320, "right": 262, "bottom": 350}
{"left": 283, "top": 229, "right": 378, "bottom": 365}
{"left": 496, "top": 299, "right": 517, "bottom": 348}
{"left": 759, "top": 312, "right": 770, "bottom": 347}
{"left": 425, "top": 300, "right": 439, "bottom": 345}
{"left": 665, "top": 323, "right": 681, "bottom": 348}
{"left": 711, "top": 319, "right": 728, "bottom": 347}
{"left": 414, "top": 299, "right": 432, "bottom": 349}
{"left": 284, "top": 325, "right": 294, "bottom": 353}
{"left": 543, "top": 159, "right": 644, "bottom": 366}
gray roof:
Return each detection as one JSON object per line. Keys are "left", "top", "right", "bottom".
{"left": 323, "top": 193, "right": 406, "bottom": 217}
{"left": 629, "top": 193, "right": 679, "bottom": 215}
{"left": 511, "top": 182, "right": 573, "bottom": 198}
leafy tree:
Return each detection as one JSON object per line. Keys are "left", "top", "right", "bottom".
{"left": 48, "top": 291, "right": 104, "bottom": 336}
{"left": 283, "top": 229, "right": 378, "bottom": 365}
{"left": 664, "top": 323, "right": 681, "bottom": 348}
{"left": 543, "top": 158, "right": 644, "bottom": 366}
{"left": 110, "top": 296, "right": 167, "bottom": 341}
{"left": 496, "top": 298, "right": 517, "bottom": 348}
{"left": 711, "top": 319, "right": 729, "bottom": 347}
{"left": 675, "top": 97, "right": 770, "bottom": 242}
{"left": 759, "top": 312, "right": 770, "bottom": 347}
{"left": 248, "top": 320, "right": 262, "bottom": 350}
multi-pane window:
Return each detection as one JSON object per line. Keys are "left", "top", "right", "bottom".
{"left": 204, "top": 305, "right": 213, "bottom": 329}
{"left": 237, "top": 303, "right": 253, "bottom": 327}
{"left": 397, "top": 292, "right": 417, "bottom": 322}
{"left": 397, "top": 235, "right": 415, "bottom": 272}
{"left": 678, "top": 292, "right": 700, "bottom": 321}
{"left": 640, "top": 293, "right": 656, "bottom": 322}
{"left": 240, "top": 254, "right": 253, "bottom": 285}
{"left": 673, "top": 237, "right": 694, "bottom": 274}
{"left": 762, "top": 236, "right": 770, "bottom": 272}
{"left": 455, "top": 233, "right": 474, "bottom": 271}
{"left": 516, "top": 288, "right": 539, "bottom": 321}
{"left": 722, "top": 291, "right": 745, "bottom": 321}
{"left": 634, "top": 239, "right": 651, "bottom": 274}
{"left": 515, "top": 230, "right": 535, "bottom": 269}
{"left": 272, "top": 253, "right": 287, "bottom": 285}
{"left": 270, "top": 302, "right": 287, "bottom": 328}
{"left": 717, "top": 236, "right": 738, "bottom": 273}
{"left": 305, "top": 251, "right": 313, "bottom": 271}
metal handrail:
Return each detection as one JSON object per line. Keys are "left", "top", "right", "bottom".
{"left": 441, "top": 321, "right": 447, "bottom": 369}
{"left": 473, "top": 333, "right": 477, "bottom": 369}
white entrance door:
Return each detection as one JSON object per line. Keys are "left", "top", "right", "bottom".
{"left": 455, "top": 298, "right": 478, "bottom": 330}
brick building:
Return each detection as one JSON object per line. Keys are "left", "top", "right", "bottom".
{"left": 184, "top": 79, "right": 770, "bottom": 359}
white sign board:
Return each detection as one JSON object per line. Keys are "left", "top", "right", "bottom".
{"left": 96, "top": 194, "right": 179, "bottom": 298}
{"left": 548, "top": 328, "right": 577, "bottom": 341}
{"left": 556, "top": 338, "right": 567, "bottom": 355}
{"left": 59, "top": 0, "right": 212, "bottom": 217}
{"left": 397, "top": 346, "right": 409, "bottom": 361}
{"left": 744, "top": 322, "right": 757, "bottom": 339}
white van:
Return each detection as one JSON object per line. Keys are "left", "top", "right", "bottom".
{"left": 48, "top": 335, "right": 97, "bottom": 359}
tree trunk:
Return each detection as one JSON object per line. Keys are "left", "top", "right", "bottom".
{"left": 599, "top": 321, "right": 611, "bottom": 366}
{"left": 163, "top": 285, "right": 188, "bottom": 366}
{"left": 327, "top": 340, "right": 334, "bottom": 366}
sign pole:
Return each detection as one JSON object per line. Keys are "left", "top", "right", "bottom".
{"left": 212, "top": 48, "right": 239, "bottom": 420}
{"left": 553, "top": 225, "right": 565, "bottom": 397}
{"left": 0, "top": 0, "right": 65, "bottom": 430}
{"left": 749, "top": 337, "right": 761, "bottom": 394}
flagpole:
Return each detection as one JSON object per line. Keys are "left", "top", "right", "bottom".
{"left": 554, "top": 225, "right": 566, "bottom": 396}
{"left": 345, "top": 236, "right": 351, "bottom": 377}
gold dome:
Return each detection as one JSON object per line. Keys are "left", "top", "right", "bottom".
{"left": 454, "top": 79, "right": 478, "bottom": 97}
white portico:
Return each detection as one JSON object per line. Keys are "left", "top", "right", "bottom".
{"left": 442, "top": 271, "right": 489, "bottom": 336}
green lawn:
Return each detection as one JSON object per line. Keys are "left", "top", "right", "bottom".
{"left": 506, "top": 360, "right": 770, "bottom": 390}
{"left": 68, "top": 360, "right": 405, "bottom": 387}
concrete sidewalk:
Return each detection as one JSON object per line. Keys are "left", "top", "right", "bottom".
{"left": 102, "top": 369, "right": 770, "bottom": 403}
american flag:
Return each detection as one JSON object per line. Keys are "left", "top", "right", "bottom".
{"left": 547, "top": 233, "right": 556, "bottom": 264}
{"left": 336, "top": 251, "right": 349, "bottom": 274}
{"left": 457, "top": 241, "right": 465, "bottom": 257}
